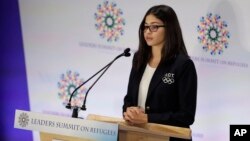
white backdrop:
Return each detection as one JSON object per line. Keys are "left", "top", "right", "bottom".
{"left": 19, "top": 0, "right": 250, "bottom": 141}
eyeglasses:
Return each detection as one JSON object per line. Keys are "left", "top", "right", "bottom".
{"left": 143, "top": 25, "right": 165, "bottom": 32}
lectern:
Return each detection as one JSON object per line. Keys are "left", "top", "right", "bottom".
{"left": 14, "top": 110, "right": 191, "bottom": 141}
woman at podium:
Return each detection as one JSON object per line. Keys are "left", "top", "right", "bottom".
{"left": 122, "top": 4, "right": 197, "bottom": 141}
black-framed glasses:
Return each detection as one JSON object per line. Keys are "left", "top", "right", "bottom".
{"left": 143, "top": 25, "right": 165, "bottom": 32}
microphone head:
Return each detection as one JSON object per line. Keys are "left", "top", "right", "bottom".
{"left": 124, "top": 48, "right": 131, "bottom": 57}
{"left": 125, "top": 52, "right": 131, "bottom": 57}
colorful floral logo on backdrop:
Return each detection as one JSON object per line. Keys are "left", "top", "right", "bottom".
{"left": 197, "top": 13, "right": 230, "bottom": 55}
{"left": 94, "top": 1, "right": 126, "bottom": 42}
{"left": 58, "top": 70, "right": 87, "bottom": 107}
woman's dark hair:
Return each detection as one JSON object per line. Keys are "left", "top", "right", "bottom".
{"left": 133, "top": 5, "right": 188, "bottom": 70}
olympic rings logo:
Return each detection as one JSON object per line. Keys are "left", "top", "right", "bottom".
{"left": 162, "top": 73, "right": 175, "bottom": 84}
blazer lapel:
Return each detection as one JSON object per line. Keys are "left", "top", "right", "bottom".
{"left": 133, "top": 63, "right": 147, "bottom": 104}
{"left": 146, "top": 64, "right": 167, "bottom": 99}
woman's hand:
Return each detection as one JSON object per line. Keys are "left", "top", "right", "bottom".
{"left": 123, "top": 106, "right": 148, "bottom": 125}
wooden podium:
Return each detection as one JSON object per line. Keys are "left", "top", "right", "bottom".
{"left": 14, "top": 110, "right": 191, "bottom": 141}
{"left": 40, "top": 114, "right": 191, "bottom": 141}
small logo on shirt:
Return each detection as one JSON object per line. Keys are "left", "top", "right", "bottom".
{"left": 162, "top": 73, "right": 175, "bottom": 84}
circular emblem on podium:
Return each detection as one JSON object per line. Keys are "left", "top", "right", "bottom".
{"left": 18, "top": 113, "right": 29, "bottom": 127}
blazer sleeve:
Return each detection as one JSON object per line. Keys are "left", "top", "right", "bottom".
{"left": 122, "top": 54, "right": 137, "bottom": 113}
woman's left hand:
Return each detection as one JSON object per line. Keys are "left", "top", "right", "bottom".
{"left": 123, "top": 106, "right": 148, "bottom": 124}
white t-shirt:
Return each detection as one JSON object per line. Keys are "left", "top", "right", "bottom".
{"left": 138, "top": 64, "right": 156, "bottom": 110}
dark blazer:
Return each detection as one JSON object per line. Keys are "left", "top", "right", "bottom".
{"left": 123, "top": 53, "right": 197, "bottom": 129}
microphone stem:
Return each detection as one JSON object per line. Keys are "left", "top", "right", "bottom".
{"left": 66, "top": 48, "right": 130, "bottom": 118}
{"left": 81, "top": 52, "right": 126, "bottom": 110}
{"left": 81, "top": 62, "right": 112, "bottom": 111}
{"left": 68, "top": 62, "right": 112, "bottom": 103}
{"left": 68, "top": 52, "right": 124, "bottom": 104}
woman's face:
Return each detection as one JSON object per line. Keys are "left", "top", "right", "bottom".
{"left": 144, "top": 14, "right": 166, "bottom": 48}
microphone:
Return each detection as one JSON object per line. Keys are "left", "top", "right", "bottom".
{"left": 66, "top": 48, "right": 131, "bottom": 118}
{"left": 113, "top": 48, "right": 131, "bottom": 60}
{"left": 124, "top": 48, "right": 131, "bottom": 56}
